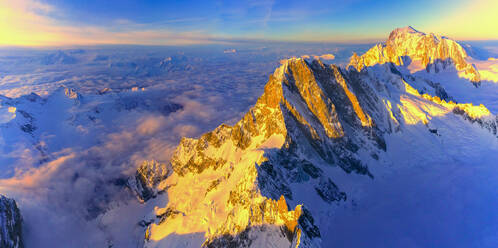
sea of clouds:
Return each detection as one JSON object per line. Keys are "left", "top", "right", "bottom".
{"left": 0, "top": 43, "right": 373, "bottom": 247}
{"left": 1, "top": 41, "right": 497, "bottom": 247}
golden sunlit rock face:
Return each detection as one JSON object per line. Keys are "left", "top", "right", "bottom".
{"left": 331, "top": 65, "right": 372, "bottom": 127}
{"left": 146, "top": 59, "right": 306, "bottom": 247}
{"left": 348, "top": 26, "right": 481, "bottom": 83}
{"left": 283, "top": 59, "right": 344, "bottom": 139}
{"left": 145, "top": 58, "right": 384, "bottom": 247}
{"left": 144, "top": 40, "right": 496, "bottom": 247}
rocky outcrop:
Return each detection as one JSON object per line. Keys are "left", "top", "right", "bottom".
{"left": 0, "top": 195, "right": 23, "bottom": 248}
{"left": 128, "top": 160, "right": 169, "bottom": 202}
{"left": 453, "top": 105, "right": 498, "bottom": 137}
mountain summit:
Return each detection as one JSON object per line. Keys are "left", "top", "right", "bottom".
{"left": 349, "top": 26, "right": 480, "bottom": 83}
{"left": 391, "top": 25, "right": 420, "bottom": 34}
{"left": 142, "top": 28, "right": 496, "bottom": 248}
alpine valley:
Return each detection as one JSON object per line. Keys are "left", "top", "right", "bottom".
{"left": 1, "top": 26, "right": 498, "bottom": 248}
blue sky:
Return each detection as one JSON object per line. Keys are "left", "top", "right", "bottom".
{"left": 43, "top": 0, "right": 459, "bottom": 37}
{"left": 1, "top": 0, "right": 496, "bottom": 46}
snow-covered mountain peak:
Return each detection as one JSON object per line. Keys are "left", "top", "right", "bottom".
{"left": 142, "top": 28, "right": 498, "bottom": 246}
{"left": 389, "top": 26, "right": 424, "bottom": 36}
{"left": 63, "top": 87, "right": 80, "bottom": 99}
{"left": 45, "top": 86, "right": 83, "bottom": 103}
{"left": 349, "top": 26, "right": 480, "bottom": 83}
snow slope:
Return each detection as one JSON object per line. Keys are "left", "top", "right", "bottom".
{"left": 0, "top": 27, "right": 497, "bottom": 248}
{"left": 142, "top": 27, "right": 498, "bottom": 247}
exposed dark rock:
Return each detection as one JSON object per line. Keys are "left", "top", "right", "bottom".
{"left": 297, "top": 207, "right": 321, "bottom": 239}
{"left": 315, "top": 178, "right": 347, "bottom": 203}
{"left": 0, "top": 195, "right": 24, "bottom": 248}
{"left": 128, "top": 160, "right": 169, "bottom": 202}
{"left": 20, "top": 123, "right": 36, "bottom": 134}
{"left": 453, "top": 107, "right": 498, "bottom": 136}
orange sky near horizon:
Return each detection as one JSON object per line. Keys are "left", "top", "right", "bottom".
{"left": 0, "top": 0, "right": 496, "bottom": 47}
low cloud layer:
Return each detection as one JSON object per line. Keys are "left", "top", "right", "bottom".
{"left": 1, "top": 42, "right": 497, "bottom": 247}
{"left": 0, "top": 52, "right": 269, "bottom": 246}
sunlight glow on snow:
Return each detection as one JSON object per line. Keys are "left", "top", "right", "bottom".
{"left": 147, "top": 134, "right": 299, "bottom": 244}
{"left": 0, "top": 106, "right": 16, "bottom": 124}
{"left": 398, "top": 82, "right": 491, "bottom": 125}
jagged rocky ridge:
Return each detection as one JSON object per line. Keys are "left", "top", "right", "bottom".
{"left": 0, "top": 195, "right": 23, "bottom": 248}
{"left": 142, "top": 28, "right": 496, "bottom": 247}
